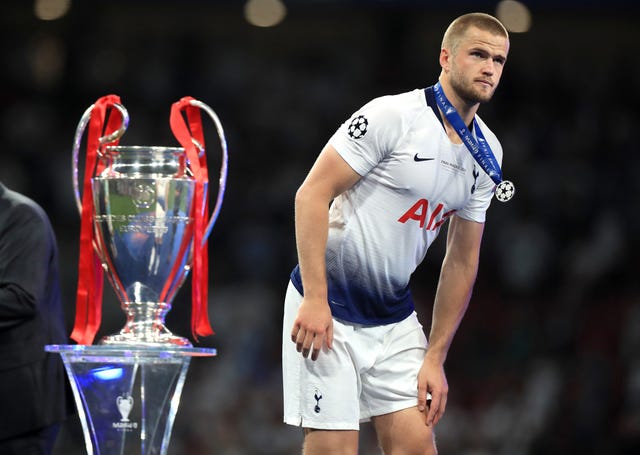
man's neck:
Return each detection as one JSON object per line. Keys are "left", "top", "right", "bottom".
{"left": 437, "top": 77, "right": 479, "bottom": 126}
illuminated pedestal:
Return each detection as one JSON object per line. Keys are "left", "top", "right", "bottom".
{"left": 45, "top": 345, "right": 216, "bottom": 455}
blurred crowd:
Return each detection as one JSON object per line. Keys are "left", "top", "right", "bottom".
{"left": 1, "top": 2, "right": 639, "bottom": 454}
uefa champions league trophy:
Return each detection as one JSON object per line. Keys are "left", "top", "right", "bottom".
{"left": 72, "top": 95, "right": 228, "bottom": 347}
{"left": 46, "top": 95, "right": 227, "bottom": 455}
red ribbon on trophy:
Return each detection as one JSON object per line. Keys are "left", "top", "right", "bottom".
{"left": 71, "top": 95, "right": 123, "bottom": 345}
{"left": 169, "top": 97, "right": 214, "bottom": 340}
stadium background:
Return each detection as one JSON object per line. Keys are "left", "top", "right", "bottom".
{"left": 1, "top": 0, "right": 639, "bottom": 453}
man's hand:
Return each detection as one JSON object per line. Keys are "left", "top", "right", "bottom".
{"left": 290, "top": 297, "right": 333, "bottom": 361}
{"left": 417, "top": 354, "right": 449, "bottom": 426}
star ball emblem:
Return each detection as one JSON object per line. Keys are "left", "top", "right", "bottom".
{"left": 347, "top": 115, "right": 368, "bottom": 139}
{"left": 495, "top": 180, "right": 515, "bottom": 202}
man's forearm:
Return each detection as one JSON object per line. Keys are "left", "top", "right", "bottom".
{"left": 294, "top": 187, "right": 330, "bottom": 300}
{"left": 426, "top": 257, "right": 478, "bottom": 363}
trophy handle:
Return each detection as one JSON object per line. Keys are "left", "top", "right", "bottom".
{"left": 188, "top": 99, "right": 229, "bottom": 246}
{"left": 72, "top": 103, "right": 130, "bottom": 214}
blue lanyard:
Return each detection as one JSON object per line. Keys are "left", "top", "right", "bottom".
{"left": 433, "top": 82, "right": 503, "bottom": 185}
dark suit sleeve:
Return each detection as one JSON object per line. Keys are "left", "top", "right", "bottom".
{"left": 0, "top": 204, "right": 51, "bottom": 330}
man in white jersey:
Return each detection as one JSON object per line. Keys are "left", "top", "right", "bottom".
{"left": 283, "top": 12, "right": 510, "bottom": 454}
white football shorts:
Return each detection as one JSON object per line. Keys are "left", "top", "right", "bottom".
{"left": 282, "top": 281, "right": 428, "bottom": 430}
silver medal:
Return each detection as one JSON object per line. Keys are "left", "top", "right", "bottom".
{"left": 495, "top": 180, "right": 515, "bottom": 202}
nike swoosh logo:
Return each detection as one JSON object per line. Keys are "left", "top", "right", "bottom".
{"left": 414, "top": 154, "right": 435, "bottom": 162}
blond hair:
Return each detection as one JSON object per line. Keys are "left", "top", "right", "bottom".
{"left": 441, "top": 13, "right": 509, "bottom": 54}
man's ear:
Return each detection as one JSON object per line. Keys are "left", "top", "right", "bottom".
{"left": 439, "top": 48, "right": 451, "bottom": 72}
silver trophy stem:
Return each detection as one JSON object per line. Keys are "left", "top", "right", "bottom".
{"left": 102, "top": 301, "right": 191, "bottom": 347}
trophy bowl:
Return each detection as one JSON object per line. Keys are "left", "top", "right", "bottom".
{"left": 93, "top": 145, "right": 196, "bottom": 346}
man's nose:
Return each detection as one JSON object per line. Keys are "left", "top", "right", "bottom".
{"left": 482, "top": 60, "right": 495, "bottom": 75}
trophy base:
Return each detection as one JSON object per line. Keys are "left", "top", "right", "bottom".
{"left": 102, "top": 301, "right": 193, "bottom": 347}
{"left": 100, "top": 332, "right": 193, "bottom": 348}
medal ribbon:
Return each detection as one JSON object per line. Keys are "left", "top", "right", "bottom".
{"left": 169, "top": 97, "right": 214, "bottom": 339}
{"left": 71, "top": 95, "right": 123, "bottom": 345}
{"left": 433, "top": 82, "right": 503, "bottom": 185}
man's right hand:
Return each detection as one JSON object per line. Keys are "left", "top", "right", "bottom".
{"left": 290, "top": 297, "right": 334, "bottom": 361}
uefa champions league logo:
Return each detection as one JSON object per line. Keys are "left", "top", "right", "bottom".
{"left": 132, "top": 183, "right": 155, "bottom": 209}
{"left": 113, "top": 394, "right": 138, "bottom": 430}
{"left": 347, "top": 115, "right": 368, "bottom": 139}
{"left": 495, "top": 180, "right": 515, "bottom": 202}
{"left": 117, "top": 395, "right": 133, "bottom": 421}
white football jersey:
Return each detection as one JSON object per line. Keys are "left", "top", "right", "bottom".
{"left": 291, "top": 86, "right": 502, "bottom": 325}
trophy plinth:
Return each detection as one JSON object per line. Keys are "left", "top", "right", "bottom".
{"left": 45, "top": 345, "right": 216, "bottom": 455}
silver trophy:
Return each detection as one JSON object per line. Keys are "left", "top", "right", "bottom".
{"left": 71, "top": 98, "right": 228, "bottom": 346}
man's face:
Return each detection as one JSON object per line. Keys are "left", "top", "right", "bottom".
{"left": 447, "top": 26, "right": 510, "bottom": 104}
